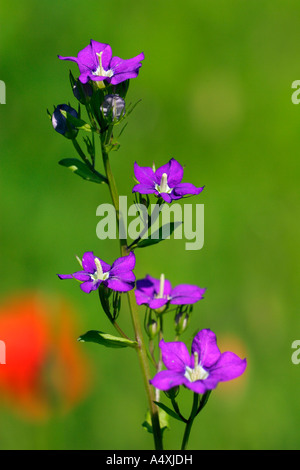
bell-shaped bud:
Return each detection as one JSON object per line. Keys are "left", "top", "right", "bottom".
{"left": 73, "top": 80, "right": 93, "bottom": 104}
{"left": 51, "top": 104, "right": 79, "bottom": 139}
{"left": 147, "top": 319, "right": 160, "bottom": 339}
{"left": 174, "top": 307, "right": 191, "bottom": 336}
{"left": 100, "top": 94, "right": 125, "bottom": 122}
{"left": 164, "top": 386, "right": 179, "bottom": 399}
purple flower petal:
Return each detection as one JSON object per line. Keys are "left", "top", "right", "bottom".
{"left": 82, "top": 251, "right": 97, "bottom": 274}
{"left": 72, "top": 271, "right": 91, "bottom": 282}
{"left": 76, "top": 43, "right": 98, "bottom": 71}
{"left": 160, "top": 339, "right": 191, "bottom": 372}
{"left": 166, "top": 158, "right": 184, "bottom": 187}
{"left": 136, "top": 276, "right": 156, "bottom": 296}
{"left": 110, "top": 52, "right": 145, "bottom": 74}
{"left": 160, "top": 192, "right": 173, "bottom": 203}
{"left": 132, "top": 183, "right": 157, "bottom": 195}
{"left": 170, "top": 285, "right": 206, "bottom": 305}
{"left": 135, "top": 290, "right": 152, "bottom": 305}
{"left": 191, "top": 329, "right": 221, "bottom": 369}
{"left": 150, "top": 370, "right": 187, "bottom": 391}
{"left": 208, "top": 352, "right": 247, "bottom": 382}
{"left": 109, "top": 252, "right": 136, "bottom": 276}
{"left": 105, "top": 278, "right": 135, "bottom": 292}
{"left": 148, "top": 298, "right": 169, "bottom": 310}
{"left": 134, "top": 162, "right": 156, "bottom": 186}
{"left": 111, "top": 271, "right": 135, "bottom": 283}
{"left": 57, "top": 273, "right": 73, "bottom": 280}
{"left": 172, "top": 183, "right": 204, "bottom": 197}
{"left": 109, "top": 72, "right": 139, "bottom": 85}
{"left": 90, "top": 41, "right": 112, "bottom": 70}
{"left": 80, "top": 280, "right": 100, "bottom": 293}
{"left": 184, "top": 379, "right": 207, "bottom": 394}
{"left": 154, "top": 160, "right": 172, "bottom": 185}
{"left": 58, "top": 54, "right": 79, "bottom": 65}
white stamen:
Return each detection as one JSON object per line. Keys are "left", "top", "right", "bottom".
{"left": 184, "top": 352, "right": 209, "bottom": 382}
{"left": 93, "top": 52, "right": 114, "bottom": 78}
{"left": 93, "top": 258, "right": 109, "bottom": 281}
{"left": 95, "top": 258, "right": 103, "bottom": 279}
{"left": 155, "top": 172, "right": 172, "bottom": 194}
{"left": 158, "top": 273, "right": 165, "bottom": 299}
{"left": 160, "top": 173, "right": 168, "bottom": 193}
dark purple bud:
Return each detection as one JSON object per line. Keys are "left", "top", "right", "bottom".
{"left": 52, "top": 104, "right": 79, "bottom": 139}
{"left": 73, "top": 80, "right": 93, "bottom": 104}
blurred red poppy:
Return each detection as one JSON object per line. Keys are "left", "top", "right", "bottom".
{"left": 0, "top": 293, "right": 91, "bottom": 420}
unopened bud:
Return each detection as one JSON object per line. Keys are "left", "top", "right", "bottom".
{"left": 164, "top": 386, "right": 179, "bottom": 399}
{"left": 73, "top": 80, "right": 93, "bottom": 104}
{"left": 52, "top": 104, "right": 79, "bottom": 139}
{"left": 100, "top": 94, "right": 125, "bottom": 122}
{"left": 175, "top": 311, "right": 190, "bottom": 335}
{"left": 147, "top": 319, "right": 160, "bottom": 339}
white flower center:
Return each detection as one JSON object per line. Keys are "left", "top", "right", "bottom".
{"left": 92, "top": 258, "right": 109, "bottom": 281}
{"left": 93, "top": 52, "right": 114, "bottom": 78}
{"left": 155, "top": 173, "right": 172, "bottom": 194}
{"left": 184, "top": 353, "right": 209, "bottom": 382}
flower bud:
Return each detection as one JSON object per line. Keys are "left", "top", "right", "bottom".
{"left": 174, "top": 310, "right": 190, "bottom": 335}
{"left": 147, "top": 319, "right": 160, "bottom": 339}
{"left": 72, "top": 80, "right": 93, "bottom": 104}
{"left": 164, "top": 386, "right": 179, "bottom": 399}
{"left": 100, "top": 94, "right": 125, "bottom": 122}
{"left": 52, "top": 104, "right": 79, "bottom": 139}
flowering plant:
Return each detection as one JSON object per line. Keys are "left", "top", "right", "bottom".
{"left": 49, "top": 39, "right": 247, "bottom": 450}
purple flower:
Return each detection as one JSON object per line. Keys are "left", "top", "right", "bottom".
{"left": 57, "top": 251, "right": 136, "bottom": 293}
{"left": 150, "top": 329, "right": 247, "bottom": 394}
{"left": 58, "top": 40, "right": 144, "bottom": 86}
{"left": 135, "top": 274, "right": 206, "bottom": 310}
{"left": 132, "top": 158, "right": 204, "bottom": 203}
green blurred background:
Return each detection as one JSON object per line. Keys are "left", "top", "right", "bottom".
{"left": 0, "top": 0, "right": 300, "bottom": 450}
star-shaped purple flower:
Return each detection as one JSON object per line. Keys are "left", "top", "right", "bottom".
{"left": 150, "top": 329, "right": 247, "bottom": 394}
{"left": 135, "top": 274, "right": 206, "bottom": 310}
{"left": 57, "top": 251, "right": 136, "bottom": 293}
{"left": 58, "top": 40, "right": 144, "bottom": 86}
{"left": 132, "top": 158, "right": 204, "bottom": 203}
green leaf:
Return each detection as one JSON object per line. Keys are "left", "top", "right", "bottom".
{"left": 78, "top": 330, "right": 137, "bottom": 349}
{"left": 154, "top": 401, "right": 185, "bottom": 422}
{"left": 136, "top": 221, "right": 182, "bottom": 248}
{"left": 60, "top": 110, "right": 92, "bottom": 132}
{"left": 142, "top": 409, "right": 169, "bottom": 435}
{"left": 58, "top": 158, "right": 107, "bottom": 184}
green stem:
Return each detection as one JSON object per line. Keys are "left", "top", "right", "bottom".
{"left": 100, "top": 137, "right": 163, "bottom": 450}
{"left": 181, "top": 393, "right": 199, "bottom": 450}
{"left": 111, "top": 319, "right": 131, "bottom": 340}
{"left": 171, "top": 397, "right": 187, "bottom": 423}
